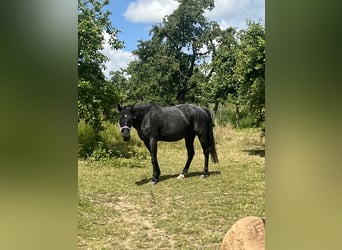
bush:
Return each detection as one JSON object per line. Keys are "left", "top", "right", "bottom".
{"left": 78, "top": 120, "right": 97, "bottom": 158}
{"left": 239, "top": 114, "right": 257, "bottom": 128}
{"left": 78, "top": 120, "right": 147, "bottom": 160}
{"left": 216, "top": 105, "right": 262, "bottom": 128}
{"left": 89, "top": 142, "right": 113, "bottom": 161}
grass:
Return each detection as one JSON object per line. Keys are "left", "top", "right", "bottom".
{"left": 78, "top": 125, "right": 265, "bottom": 249}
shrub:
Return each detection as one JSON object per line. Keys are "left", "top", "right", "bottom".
{"left": 89, "top": 142, "right": 113, "bottom": 161}
{"left": 78, "top": 120, "right": 97, "bottom": 158}
{"left": 216, "top": 105, "right": 261, "bottom": 128}
{"left": 239, "top": 114, "right": 259, "bottom": 128}
{"left": 78, "top": 120, "right": 147, "bottom": 160}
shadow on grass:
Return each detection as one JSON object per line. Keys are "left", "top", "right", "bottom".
{"left": 135, "top": 171, "right": 221, "bottom": 186}
{"left": 243, "top": 149, "right": 265, "bottom": 157}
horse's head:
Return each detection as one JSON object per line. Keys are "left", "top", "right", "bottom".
{"left": 117, "top": 104, "right": 135, "bottom": 141}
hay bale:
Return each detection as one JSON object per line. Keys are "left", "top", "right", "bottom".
{"left": 220, "top": 216, "right": 265, "bottom": 250}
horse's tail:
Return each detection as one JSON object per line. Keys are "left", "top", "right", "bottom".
{"left": 204, "top": 109, "right": 218, "bottom": 163}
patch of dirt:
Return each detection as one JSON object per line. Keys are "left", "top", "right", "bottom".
{"left": 107, "top": 196, "right": 175, "bottom": 249}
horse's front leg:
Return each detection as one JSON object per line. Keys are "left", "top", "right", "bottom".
{"left": 149, "top": 137, "right": 160, "bottom": 184}
{"left": 143, "top": 140, "right": 151, "bottom": 153}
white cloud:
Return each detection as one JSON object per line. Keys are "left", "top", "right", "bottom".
{"left": 101, "top": 33, "right": 136, "bottom": 79}
{"left": 102, "top": 0, "right": 264, "bottom": 79}
{"left": 102, "top": 49, "right": 135, "bottom": 79}
{"left": 205, "top": 0, "right": 264, "bottom": 30}
{"left": 124, "top": 0, "right": 264, "bottom": 29}
{"left": 124, "top": 0, "right": 179, "bottom": 23}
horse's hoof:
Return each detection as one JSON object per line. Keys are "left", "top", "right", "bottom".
{"left": 177, "top": 174, "right": 185, "bottom": 179}
{"left": 151, "top": 180, "right": 158, "bottom": 185}
{"left": 200, "top": 174, "right": 207, "bottom": 179}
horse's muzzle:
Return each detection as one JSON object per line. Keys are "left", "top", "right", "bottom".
{"left": 122, "top": 135, "right": 130, "bottom": 141}
{"left": 121, "top": 129, "right": 131, "bottom": 141}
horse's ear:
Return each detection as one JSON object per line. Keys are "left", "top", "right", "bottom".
{"left": 129, "top": 104, "right": 137, "bottom": 118}
{"left": 117, "top": 104, "right": 122, "bottom": 112}
{"left": 130, "top": 102, "right": 137, "bottom": 110}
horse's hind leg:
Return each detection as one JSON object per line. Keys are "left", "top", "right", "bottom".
{"left": 198, "top": 134, "right": 210, "bottom": 178}
{"left": 178, "top": 134, "right": 195, "bottom": 179}
{"left": 149, "top": 137, "right": 161, "bottom": 184}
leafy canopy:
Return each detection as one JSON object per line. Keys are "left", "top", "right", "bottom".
{"left": 78, "top": 0, "right": 123, "bottom": 132}
{"left": 126, "top": 0, "right": 218, "bottom": 104}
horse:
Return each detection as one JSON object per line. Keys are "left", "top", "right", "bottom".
{"left": 117, "top": 103, "right": 218, "bottom": 184}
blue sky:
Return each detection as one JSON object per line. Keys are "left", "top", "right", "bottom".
{"left": 106, "top": 1, "right": 150, "bottom": 51}
{"left": 102, "top": 0, "right": 265, "bottom": 79}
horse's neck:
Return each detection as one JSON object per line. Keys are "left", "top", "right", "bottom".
{"left": 132, "top": 104, "right": 153, "bottom": 128}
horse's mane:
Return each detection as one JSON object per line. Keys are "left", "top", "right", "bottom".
{"left": 126, "top": 102, "right": 159, "bottom": 110}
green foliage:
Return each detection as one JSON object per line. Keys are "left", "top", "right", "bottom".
{"left": 109, "top": 70, "right": 130, "bottom": 101}
{"left": 216, "top": 108, "right": 231, "bottom": 126}
{"left": 125, "top": 0, "right": 218, "bottom": 105}
{"left": 78, "top": 120, "right": 148, "bottom": 160}
{"left": 90, "top": 142, "right": 113, "bottom": 161}
{"left": 234, "top": 20, "right": 265, "bottom": 125}
{"left": 122, "top": 17, "right": 264, "bottom": 128}
{"left": 216, "top": 104, "right": 261, "bottom": 128}
{"left": 202, "top": 27, "right": 238, "bottom": 108}
{"left": 78, "top": 0, "right": 265, "bottom": 136}
{"left": 78, "top": 0, "right": 123, "bottom": 78}
{"left": 207, "top": 20, "right": 265, "bottom": 127}
{"left": 239, "top": 114, "right": 259, "bottom": 128}
{"left": 78, "top": 120, "right": 97, "bottom": 158}
{"left": 78, "top": 79, "right": 120, "bottom": 133}
{"left": 78, "top": 0, "right": 124, "bottom": 133}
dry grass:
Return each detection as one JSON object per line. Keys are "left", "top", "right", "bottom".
{"left": 78, "top": 125, "right": 265, "bottom": 249}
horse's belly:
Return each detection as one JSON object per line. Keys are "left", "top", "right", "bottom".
{"left": 159, "top": 135, "right": 185, "bottom": 142}
{"left": 159, "top": 129, "right": 188, "bottom": 142}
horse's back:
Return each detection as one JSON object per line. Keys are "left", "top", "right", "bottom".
{"left": 176, "top": 104, "right": 211, "bottom": 131}
{"left": 140, "top": 104, "right": 211, "bottom": 141}
{"left": 140, "top": 104, "right": 189, "bottom": 141}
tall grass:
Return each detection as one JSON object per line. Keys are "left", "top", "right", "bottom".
{"left": 216, "top": 105, "right": 262, "bottom": 128}
{"left": 78, "top": 120, "right": 147, "bottom": 160}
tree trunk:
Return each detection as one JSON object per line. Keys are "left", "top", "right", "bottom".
{"left": 235, "top": 104, "right": 240, "bottom": 128}
{"left": 176, "top": 89, "right": 186, "bottom": 104}
{"left": 213, "top": 101, "right": 219, "bottom": 114}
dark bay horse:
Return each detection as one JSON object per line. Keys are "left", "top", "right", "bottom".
{"left": 117, "top": 103, "right": 218, "bottom": 184}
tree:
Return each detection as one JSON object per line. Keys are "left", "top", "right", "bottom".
{"left": 205, "top": 20, "right": 265, "bottom": 127}
{"left": 126, "top": 0, "right": 218, "bottom": 105}
{"left": 109, "top": 70, "right": 129, "bottom": 102}
{"left": 78, "top": 0, "right": 123, "bottom": 132}
{"left": 78, "top": 0, "right": 123, "bottom": 82}
{"left": 203, "top": 27, "right": 238, "bottom": 114}
{"left": 234, "top": 20, "right": 265, "bottom": 126}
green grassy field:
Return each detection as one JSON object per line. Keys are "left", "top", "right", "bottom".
{"left": 78, "top": 125, "right": 265, "bottom": 249}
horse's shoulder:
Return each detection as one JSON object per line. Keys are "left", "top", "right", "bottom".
{"left": 141, "top": 104, "right": 160, "bottom": 123}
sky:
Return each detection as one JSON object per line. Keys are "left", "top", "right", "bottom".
{"left": 102, "top": 0, "right": 265, "bottom": 79}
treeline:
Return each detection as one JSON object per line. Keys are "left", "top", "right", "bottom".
{"left": 78, "top": 0, "right": 264, "bottom": 157}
